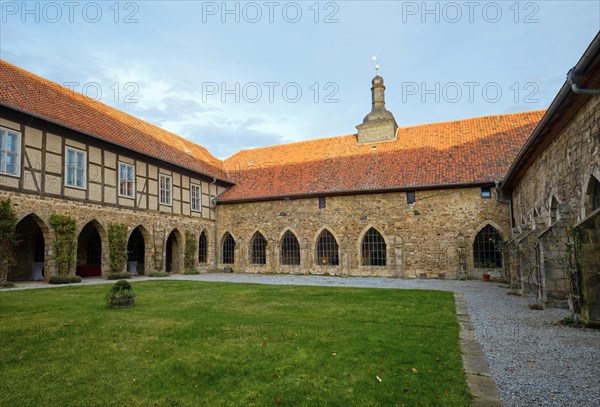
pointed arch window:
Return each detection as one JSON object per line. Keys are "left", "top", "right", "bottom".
{"left": 591, "top": 176, "right": 600, "bottom": 212}
{"left": 361, "top": 228, "right": 387, "bottom": 266}
{"left": 198, "top": 231, "right": 208, "bottom": 263}
{"left": 250, "top": 232, "right": 267, "bottom": 265}
{"left": 473, "top": 225, "right": 502, "bottom": 268}
{"left": 316, "top": 229, "right": 339, "bottom": 266}
{"left": 222, "top": 233, "right": 235, "bottom": 264}
{"left": 281, "top": 231, "right": 300, "bottom": 265}
{"left": 550, "top": 196, "right": 559, "bottom": 224}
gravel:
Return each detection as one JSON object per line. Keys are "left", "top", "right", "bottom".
{"left": 6, "top": 273, "right": 600, "bottom": 406}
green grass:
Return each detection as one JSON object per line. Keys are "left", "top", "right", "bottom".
{"left": 0, "top": 281, "right": 470, "bottom": 406}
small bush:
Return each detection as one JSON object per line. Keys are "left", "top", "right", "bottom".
{"left": 107, "top": 272, "right": 132, "bottom": 280}
{"left": 557, "top": 316, "right": 583, "bottom": 327}
{"left": 149, "top": 271, "right": 170, "bottom": 277}
{"left": 108, "top": 280, "right": 135, "bottom": 307}
{"left": 529, "top": 303, "right": 545, "bottom": 310}
{"left": 183, "top": 269, "right": 200, "bottom": 275}
{"left": 49, "top": 275, "right": 82, "bottom": 284}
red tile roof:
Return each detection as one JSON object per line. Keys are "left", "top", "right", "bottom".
{"left": 0, "top": 59, "right": 229, "bottom": 182}
{"left": 220, "top": 110, "right": 545, "bottom": 202}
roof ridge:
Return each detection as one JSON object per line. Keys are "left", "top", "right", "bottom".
{"left": 226, "top": 109, "right": 547, "bottom": 159}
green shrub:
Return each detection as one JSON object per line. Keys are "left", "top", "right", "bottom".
{"left": 108, "top": 223, "right": 128, "bottom": 274}
{"left": 183, "top": 269, "right": 200, "bottom": 275}
{"left": 108, "top": 280, "right": 135, "bottom": 307}
{"left": 111, "top": 280, "right": 133, "bottom": 292}
{"left": 107, "top": 272, "right": 132, "bottom": 280}
{"left": 149, "top": 271, "right": 169, "bottom": 277}
{"left": 49, "top": 275, "right": 82, "bottom": 284}
{"left": 184, "top": 231, "right": 196, "bottom": 270}
{"left": 0, "top": 199, "right": 18, "bottom": 287}
{"left": 49, "top": 214, "right": 76, "bottom": 276}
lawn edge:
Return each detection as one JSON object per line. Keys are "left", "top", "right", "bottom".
{"left": 455, "top": 292, "right": 502, "bottom": 407}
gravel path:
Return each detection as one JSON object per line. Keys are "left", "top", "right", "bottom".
{"left": 4, "top": 273, "right": 600, "bottom": 406}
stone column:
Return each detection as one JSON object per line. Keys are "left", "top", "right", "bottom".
{"left": 394, "top": 236, "right": 403, "bottom": 278}
{"left": 456, "top": 233, "right": 467, "bottom": 280}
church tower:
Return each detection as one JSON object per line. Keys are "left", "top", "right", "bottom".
{"left": 356, "top": 75, "right": 398, "bottom": 143}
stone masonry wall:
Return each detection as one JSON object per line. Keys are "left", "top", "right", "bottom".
{"left": 2, "top": 191, "right": 216, "bottom": 281}
{"left": 509, "top": 96, "right": 600, "bottom": 303}
{"left": 216, "top": 186, "right": 510, "bottom": 278}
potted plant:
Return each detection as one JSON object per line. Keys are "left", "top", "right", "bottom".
{"left": 108, "top": 280, "right": 136, "bottom": 308}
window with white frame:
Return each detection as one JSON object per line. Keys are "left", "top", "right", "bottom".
{"left": 190, "top": 184, "right": 201, "bottom": 212}
{"left": 65, "top": 147, "right": 86, "bottom": 188}
{"left": 0, "top": 126, "right": 21, "bottom": 176}
{"left": 118, "top": 162, "right": 135, "bottom": 198}
{"left": 159, "top": 174, "right": 172, "bottom": 205}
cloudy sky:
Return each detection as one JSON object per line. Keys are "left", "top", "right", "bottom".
{"left": 1, "top": 1, "right": 598, "bottom": 158}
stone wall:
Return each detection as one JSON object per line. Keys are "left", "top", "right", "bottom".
{"left": 215, "top": 186, "right": 510, "bottom": 278}
{"left": 2, "top": 191, "right": 216, "bottom": 281}
{"left": 508, "top": 96, "right": 600, "bottom": 304}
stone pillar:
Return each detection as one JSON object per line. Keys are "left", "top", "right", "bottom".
{"left": 394, "top": 236, "right": 403, "bottom": 278}
{"left": 234, "top": 239, "right": 243, "bottom": 273}
{"left": 456, "top": 233, "right": 467, "bottom": 280}
{"left": 302, "top": 238, "right": 310, "bottom": 273}
{"left": 342, "top": 235, "right": 350, "bottom": 276}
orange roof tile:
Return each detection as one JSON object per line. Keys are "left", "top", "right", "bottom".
{"left": 220, "top": 110, "right": 545, "bottom": 202}
{"left": 0, "top": 59, "right": 228, "bottom": 182}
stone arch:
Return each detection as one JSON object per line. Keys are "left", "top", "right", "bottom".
{"left": 583, "top": 168, "right": 600, "bottom": 217}
{"left": 221, "top": 231, "right": 236, "bottom": 265}
{"left": 77, "top": 219, "right": 108, "bottom": 277}
{"left": 11, "top": 213, "right": 50, "bottom": 281}
{"left": 473, "top": 220, "right": 508, "bottom": 242}
{"left": 313, "top": 226, "right": 340, "bottom": 267}
{"left": 198, "top": 228, "right": 209, "bottom": 264}
{"left": 127, "top": 225, "right": 150, "bottom": 276}
{"left": 165, "top": 228, "right": 184, "bottom": 273}
{"left": 549, "top": 195, "right": 560, "bottom": 224}
{"left": 472, "top": 223, "right": 503, "bottom": 269}
{"left": 249, "top": 230, "right": 267, "bottom": 265}
{"left": 280, "top": 229, "right": 301, "bottom": 266}
{"left": 356, "top": 225, "right": 390, "bottom": 267}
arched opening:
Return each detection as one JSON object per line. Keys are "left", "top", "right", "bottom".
{"left": 280, "top": 230, "right": 300, "bottom": 266}
{"left": 316, "top": 229, "right": 339, "bottom": 266}
{"left": 473, "top": 225, "right": 503, "bottom": 268}
{"left": 11, "top": 215, "right": 46, "bottom": 281}
{"left": 250, "top": 232, "right": 267, "bottom": 265}
{"left": 77, "top": 221, "right": 102, "bottom": 277}
{"left": 222, "top": 232, "right": 235, "bottom": 264}
{"left": 361, "top": 228, "right": 387, "bottom": 266}
{"left": 127, "top": 226, "right": 146, "bottom": 276}
{"left": 585, "top": 175, "right": 600, "bottom": 215}
{"left": 198, "top": 230, "right": 208, "bottom": 264}
{"left": 550, "top": 196, "right": 559, "bottom": 224}
{"left": 165, "top": 230, "right": 182, "bottom": 273}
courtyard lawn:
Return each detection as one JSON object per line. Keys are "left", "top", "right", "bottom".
{"left": 0, "top": 281, "right": 470, "bottom": 406}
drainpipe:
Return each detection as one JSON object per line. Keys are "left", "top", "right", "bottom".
{"left": 567, "top": 68, "right": 600, "bottom": 95}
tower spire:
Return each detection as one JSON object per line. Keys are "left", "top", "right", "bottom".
{"left": 356, "top": 57, "right": 398, "bottom": 144}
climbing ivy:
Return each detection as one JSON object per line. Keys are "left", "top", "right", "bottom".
{"left": 49, "top": 214, "right": 76, "bottom": 276}
{"left": 184, "top": 231, "right": 196, "bottom": 271}
{"left": 108, "top": 223, "right": 128, "bottom": 275}
{"left": 0, "top": 199, "right": 19, "bottom": 287}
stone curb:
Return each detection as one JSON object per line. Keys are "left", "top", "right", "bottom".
{"left": 455, "top": 292, "right": 503, "bottom": 407}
